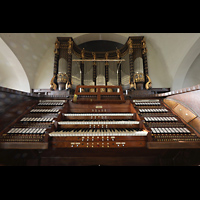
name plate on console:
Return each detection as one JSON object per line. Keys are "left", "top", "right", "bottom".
{"left": 96, "top": 106, "right": 103, "bottom": 108}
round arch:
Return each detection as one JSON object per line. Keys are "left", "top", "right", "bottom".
{"left": 172, "top": 37, "right": 200, "bottom": 91}
{"left": 73, "top": 33, "right": 129, "bottom": 45}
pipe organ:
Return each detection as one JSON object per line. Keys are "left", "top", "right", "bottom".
{"left": 1, "top": 36, "right": 200, "bottom": 166}
{"left": 50, "top": 36, "right": 152, "bottom": 94}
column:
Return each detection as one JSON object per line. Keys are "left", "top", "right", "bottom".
{"left": 80, "top": 62, "right": 84, "bottom": 85}
{"left": 142, "top": 38, "right": 152, "bottom": 89}
{"left": 53, "top": 39, "right": 60, "bottom": 76}
{"left": 116, "top": 48, "right": 121, "bottom": 86}
{"left": 92, "top": 53, "right": 97, "bottom": 86}
{"left": 67, "top": 38, "right": 73, "bottom": 88}
{"left": 142, "top": 39, "right": 148, "bottom": 81}
{"left": 128, "top": 38, "right": 134, "bottom": 88}
{"left": 93, "top": 62, "right": 97, "bottom": 85}
{"left": 50, "top": 39, "right": 60, "bottom": 90}
{"left": 105, "top": 52, "right": 109, "bottom": 86}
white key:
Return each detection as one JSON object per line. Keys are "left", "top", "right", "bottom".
{"left": 154, "top": 128, "right": 160, "bottom": 133}
{"left": 174, "top": 128, "right": 179, "bottom": 133}
{"left": 161, "top": 128, "right": 167, "bottom": 133}
{"left": 158, "top": 128, "right": 164, "bottom": 133}
{"left": 42, "top": 128, "right": 46, "bottom": 133}
{"left": 8, "top": 128, "right": 15, "bottom": 133}
{"left": 21, "top": 128, "right": 27, "bottom": 133}
{"left": 168, "top": 128, "right": 173, "bottom": 133}
{"left": 183, "top": 128, "right": 191, "bottom": 133}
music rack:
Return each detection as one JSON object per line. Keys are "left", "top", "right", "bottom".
{"left": 74, "top": 85, "right": 125, "bottom": 103}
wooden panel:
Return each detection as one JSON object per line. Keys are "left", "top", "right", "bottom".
{"left": 189, "top": 117, "right": 200, "bottom": 136}
{"left": 0, "top": 142, "right": 48, "bottom": 149}
{"left": 173, "top": 104, "right": 197, "bottom": 123}
{"left": 147, "top": 141, "right": 200, "bottom": 149}
{"left": 51, "top": 141, "right": 146, "bottom": 148}
{"left": 165, "top": 90, "right": 200, "bottom": 117}
{"left": 68, "top": 100, "right": 131, "bottom": 113}
{"left": 58, "top": 123, "right": 141, "bottom": 129}
{"left": 74, "top": 85, "right": 125, "bottom": 103}
{"left": 163, "top": 99, "right": 178, "bottom": 109}
{"left": 51, "top": 136, "right": 146, "bottom": 142}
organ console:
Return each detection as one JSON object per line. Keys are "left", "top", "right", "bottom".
{"left": 49, "top": 86, "right": 147, "bottom": 149}
{"left": 1, "top": 36, "right": 200, "bottom": 166}
{"left": 1, "top": 84, "right": 200, "bottom": 166}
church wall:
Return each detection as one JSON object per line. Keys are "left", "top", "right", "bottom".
{"left": 183, "top": 53, "right": 200, "bottom": 88}
{"left": 0, "top": 38, "right": 30, "bottom": 92}
{"left": 172, "top": 36, "right": 200, "bottom": 90}
{"left": 33, "top": 44, "right": 54, "bottom": 89}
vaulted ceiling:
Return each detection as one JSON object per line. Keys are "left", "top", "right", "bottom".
{"left": 0, "top": 33, "right": 200, "bottom": 93}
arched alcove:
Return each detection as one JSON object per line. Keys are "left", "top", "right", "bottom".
{"left": 58, "top": 58, "right": 67, "bottom": 73}
{"left": 134, "top": 57, "right": 144, "bottom": 74}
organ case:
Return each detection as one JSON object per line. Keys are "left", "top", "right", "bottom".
{"left": 50, "top": 36, "right": 152, "bottom": 94}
